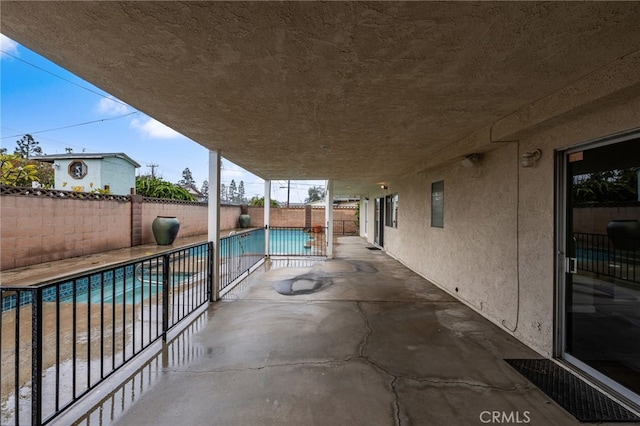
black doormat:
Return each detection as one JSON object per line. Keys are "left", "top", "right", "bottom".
{"left": 505, "top": 359, "right": 639, "bottom": 422}
{"left": 366, "top": 247, "right": 381, "bottom": 250}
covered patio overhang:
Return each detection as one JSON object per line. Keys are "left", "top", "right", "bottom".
{"left": 5, "top": 2, "right": 640, "bottom": 421}
{"left": 3, "top": 1, "right": 640, "bottom": 196}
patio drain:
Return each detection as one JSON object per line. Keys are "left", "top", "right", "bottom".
{"left": 505, "top": 359, "right": 640, "bottom": 422}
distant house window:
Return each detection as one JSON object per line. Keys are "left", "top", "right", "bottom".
{"left": 68, "top": 160, "right": 88, "bottom": 179}
{"left": 431, "top": 181, "right": 444, "bottom": 228}
{"left": 385, "top": 193, "right": 398, "bottom": 228}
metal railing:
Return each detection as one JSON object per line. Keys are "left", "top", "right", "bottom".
{"left": 219, "top": 229, "right": 266, "bottom": 293}
{"left": 269, "top": 227, "right": 326, "bottom": 257}
{"left": 0, "top": 242, "right": 212, "bottom": 426}
{"left": 574, "top": 232, "right": 639, "bottom": 284}
{"left": 333, "top": 220, "right": 358, "bottom": 236}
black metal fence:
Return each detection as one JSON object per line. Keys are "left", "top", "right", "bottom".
{"left": 269, "top": 227, "right": 326, "bottom": 257}
{"left": 333, "top": 220, "right": 358, "bottom": 236}
{"left": 0, "top": 242, "right": 212, "bottom": 426}
{"left": 219, "top": 229, "right": 266, "bottom": 293}
{"left": 574, "top": 233, "right": 639, "bottom": 283}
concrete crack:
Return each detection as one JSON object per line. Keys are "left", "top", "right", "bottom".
{"left": 355, "top": 301, "right": 373, "bottom": 357}
{"left": 354, "top": 302, "right": 402, "bottom": 426}
{"left": 403, "top": 376, "right": 525, "bottom": 392}
{"left": 391, "top": 376, "right": 402, "bottom": 426}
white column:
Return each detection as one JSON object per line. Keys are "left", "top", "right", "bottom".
{"left": 325, "top": 180, "right": 334, "bottom": 259}
{"left": 264, "top": 180, "right": 271, "bottom": 256}
{"left": 208, "top": 150, "right": 221, "bottom": 301}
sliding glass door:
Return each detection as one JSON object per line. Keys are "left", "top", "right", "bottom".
{"left": 560, "top": 137, "right": 640, "bottom": 400}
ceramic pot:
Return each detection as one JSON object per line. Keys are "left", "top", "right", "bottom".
{"left": 239, "top": 214, "right": 251, "bottom": 228}
{"left": 606, "top": 220, "right": 640, "bottom": 251}
{"left": 152, "top": 216, "right": 180, "bottom": 245}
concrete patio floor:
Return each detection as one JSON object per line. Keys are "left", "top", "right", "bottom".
{"left": 82, "top": 236, "right": 584, "bottom": 426}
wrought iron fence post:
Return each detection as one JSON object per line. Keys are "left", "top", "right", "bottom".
{"left": 162, "top": 254, "right": 170, "bottom": 342}
{"left": 31, "top": 288, "right": 43, "bottom": 426}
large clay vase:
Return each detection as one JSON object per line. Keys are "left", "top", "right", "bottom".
{"left": 238, "top": 214, "right": 251, "bottom": 228}
{"left": 607, "top": 220, "right": 640, "bottom": 251}
{"left": 152, "top": 216, "right": 180, "bottom": 245}
{"left": 239, "top": 204, "right": 250, "bottom": 228}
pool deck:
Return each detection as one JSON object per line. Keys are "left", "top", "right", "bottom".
{"left": 4, "top": 235, "right": 638, "bottom": 425}
{"left": 52, "top": 236, "right": 593, "bottom": 426}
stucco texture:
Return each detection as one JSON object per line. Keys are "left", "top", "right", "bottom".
{"left": 364, "top": 93, "right": 640, "bottom": 356}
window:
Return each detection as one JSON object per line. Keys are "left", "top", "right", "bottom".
{"left": 385, "top": 193, "right": 398, "bottom": 228}
{"left": 431, "top": 181, "right": 444, "bottom": 228}
{"left": 68, "top": 160, "right": 88, "bottom": 179}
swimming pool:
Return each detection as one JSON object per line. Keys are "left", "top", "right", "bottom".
{"left": 221, "top": 228, "right": 323, "bottom": 257}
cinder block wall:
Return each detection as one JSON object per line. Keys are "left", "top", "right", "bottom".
{"left": 247, "top": 206, "right": 357, "bottom": 229}
{"left": 572, "top": 206, "right": 640, "bottom": 234}
{"left": 1, "top": 194, "right": 356, "bottom": 271}
{"left": 1, "top": 194, "right": 130, "bottom": 269}
{"left": 141, "top": 201, "right": 209, "bottom": 244}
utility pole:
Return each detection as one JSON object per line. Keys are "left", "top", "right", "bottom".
{"left": 147, "top": 163, "right": 158, "bottom": 178}
{"left": 280, "top": 180, "right": 291, "bottom": 207}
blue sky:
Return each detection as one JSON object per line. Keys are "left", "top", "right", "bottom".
{"left": 0, "top": 34, "right": 322, "bottom": 203}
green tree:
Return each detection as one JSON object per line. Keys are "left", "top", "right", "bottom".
{"left": 572, "top": 168, "right": 638, "bottom": 205}
{"left": 200, "top": 179, "right": 209, "bottom": 202}
{"left": 14, "top": 134, "right": 43, "bottom": 159}
{"left": 249, "top": 196, "right": 279, "bottom": 207}
{"left": 179, "top": 167, "right": 196, "bottom": 187}
{"left": 305, "top": 185, "right": 325, "bottom": 203}
{"left": 33, "top": 160, "right": 54, "bottom": 188}
{"left": 135, "top": 175, "right": 196, "bottom": 201}
{"left": 220, "top": 183, "right": 228, "bottom": 202}
{"left": 238, "top": 180, "right": 246, "bottom": 203}
{"left": 1, "top": 154, "right": 40, "bottom": 186}
{"left": 228, "top": 179, "right": 238, "bottom": 203}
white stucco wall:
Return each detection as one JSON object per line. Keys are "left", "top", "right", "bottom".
{"left": 53, "top": 157, "right": 136, "bottom": 195}
{"left": 100, "top": 156, "right": 136, "bottom": 195}
{"left": 54, "top": 158, "right": 101, "bottom": 192}
{"left": 361, "top": 94, "right": 640, "bottom": 358}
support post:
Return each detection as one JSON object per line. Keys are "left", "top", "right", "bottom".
{"left": 325, "top": 180, "right": 334, "bottom": 259}
{"left": 208, "top": 150, "right": 221, "bottom": 301}
{"left": 264, "top": 180, "right": 271, "bottom": 256}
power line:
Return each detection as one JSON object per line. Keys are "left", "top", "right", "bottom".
{"left": 0, "top": 49, "right": 132, "bottom": 108}
{"left": 0, "top": 111, "right": 139, "bottom": 139}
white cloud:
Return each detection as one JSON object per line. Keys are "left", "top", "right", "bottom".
{"left": 130, "top": 117, "right": 182, "bottom": 139}
{"left": 96, "top": 96, "right": 130, "bottom": 116}
{"left": 0, "top": 34, "right": 19, "bottom": 58}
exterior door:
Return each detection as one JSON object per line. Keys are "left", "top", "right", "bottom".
{"left": 363, "top": 199, "right": 369, "bottom": 236}
{"left": 559, "top": 136, "right": 640, "bottom": 403}
{"left": 374, "top": 197, "right": 384, "bottom": 247}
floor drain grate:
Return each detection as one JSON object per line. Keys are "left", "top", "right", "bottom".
{"left": 505, "top": 359, "right": 640, "bottom": 422}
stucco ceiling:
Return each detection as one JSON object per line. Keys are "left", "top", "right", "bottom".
{"left": 3, "top": 2, "right": 640, "bottom": 195}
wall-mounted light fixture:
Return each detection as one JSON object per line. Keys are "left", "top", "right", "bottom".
{"left": 521, "top": 149, "right": 542, "bottom": 168}
{"left": 380, "top": 185, "right": 388, "bottom": 190}
{"left": 461, "top": 153, "right": 480, "bottom": 168}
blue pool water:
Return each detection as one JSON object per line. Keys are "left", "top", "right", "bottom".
{"left": 221, "top": 229, "right": 314, "bottom": 257}
{"left": 2, "top": 230, "right": 315, "bottom": 312}
{"left": 71, "top": 272, "right": 191, "bottom": 304}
